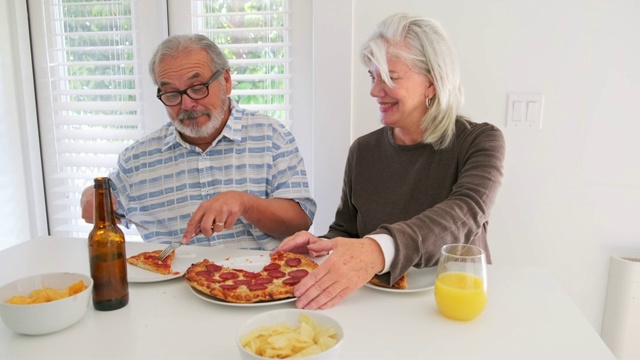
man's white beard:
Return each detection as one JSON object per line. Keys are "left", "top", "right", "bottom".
{"left": 174, "top": 99, "right": 227, "bottom": 138}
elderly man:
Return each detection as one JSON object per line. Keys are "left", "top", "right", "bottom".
{"left": 81, "top": 34, "right": 315, "bottom": 250}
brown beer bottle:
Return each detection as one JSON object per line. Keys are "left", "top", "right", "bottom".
{"left": 88, "top": 177, "right": 129, "bottom": 311}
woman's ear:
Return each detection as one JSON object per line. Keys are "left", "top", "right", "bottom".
{"left": 426, "top": 81, "right": 436, "bottom": 100}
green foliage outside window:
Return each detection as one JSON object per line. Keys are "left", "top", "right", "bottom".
{"left": 198, "top": 0, "right": 287, "bottom": 120}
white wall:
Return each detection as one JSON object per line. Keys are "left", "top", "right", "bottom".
{"left": 308, "top": 1, "right": 353, "bottom": 234}
{"left": 344, "top": 0, "right": 640, "bottom": 332}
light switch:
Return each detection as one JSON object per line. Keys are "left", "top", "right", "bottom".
{"left": 506, "top": 93, "right": 544, "bottom": 128}
{"left": 526, "top": 101, "right": 538, "bottom": 123}
{"left": 512, "top": 101, "right": 524, "bottom": 121}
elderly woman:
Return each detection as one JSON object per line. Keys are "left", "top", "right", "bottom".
{"left": 276, "top": 13, "right": 505, "bottom": 309}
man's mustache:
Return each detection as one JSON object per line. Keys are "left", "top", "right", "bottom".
{"left": 178, "top": 109, "right": 210, "bottom": 121}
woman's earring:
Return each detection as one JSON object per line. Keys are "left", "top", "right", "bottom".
{"left": 426, "top": 97, "right": 431, "bottom": 108}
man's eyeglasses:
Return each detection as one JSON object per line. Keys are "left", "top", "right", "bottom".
{"left": 156, "top": 69, "right": 223, "bottom": 106}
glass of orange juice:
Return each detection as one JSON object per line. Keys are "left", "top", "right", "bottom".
{"left": 434, "top": 244, "right": 487, "bottom": 321}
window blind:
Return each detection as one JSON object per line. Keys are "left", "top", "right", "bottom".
{"left": 32, "top": 0, "right": 293, "bottom": 240}
{"left": 191, "top": 0, "right": 292, "bottom": 127}
{"left": 40, "top": 0, "right": 143, "bottom": 239}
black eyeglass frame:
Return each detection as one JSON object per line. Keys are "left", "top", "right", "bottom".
{"left": 155, "top": 69, "right": 223, "bottom": 106}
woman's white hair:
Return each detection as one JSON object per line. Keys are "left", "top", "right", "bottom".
{"left": 361, "top": 13, "right": 464, "bottom": 149}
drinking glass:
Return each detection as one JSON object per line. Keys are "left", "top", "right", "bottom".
{"left": 434, "top": 244, "right": 487, "bottom": 321}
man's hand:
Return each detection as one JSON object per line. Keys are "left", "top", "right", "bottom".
{"left": 181, "top": 191, "right": 249, "bottom": 242}
{"left": 181, "top": 191, "right": 311, "bottom": 244}
{"left": 80, "top": 186, "right": 118, "bottom": 224}
{"left": 290, "top": 237, "right": 385, "bottom": 310}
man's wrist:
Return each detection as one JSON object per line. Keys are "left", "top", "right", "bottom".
{"left": 80, "top": 187, "right": 91, "bottom": 207}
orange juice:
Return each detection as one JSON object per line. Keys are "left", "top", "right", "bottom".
{"left": 434, "top": 272, "right": 487, "bottom": 321}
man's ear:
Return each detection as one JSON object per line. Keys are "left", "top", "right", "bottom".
{"left": 224, "top": 69, "right": 233, "bottom": 95}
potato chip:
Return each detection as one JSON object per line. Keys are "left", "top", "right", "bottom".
{"left": 291, "top": 344, "right": 322, "bottom": 358}
{"left": 44, "top": 287, "right": 67, "bottom": 301}
{"left": 67, "top": 281, "right": 87, "bottom": 296}
{"left": 316, "top": 335, "right": 338, "bottom": 350}
{"left": 5, "top": 295, "right": 32, "bottom": 305}
{"left": 241, "top": 314, "right": 339, "bottom": 358}
{"left": 5, "top": 280, "right": 87, "bottom": 305}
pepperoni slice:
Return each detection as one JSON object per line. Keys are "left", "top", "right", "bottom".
{"left": 195, "top": 270, "right": 213, "bottom": 277}
{"left": 219, "top": 271, "right": 240, "bottom": 280}
{"left": 285, "top": 257, "right": 302, "bottom": 267}
{"left": 267, "top": 270, "right": 286, "bottom": 279}
{"left": 205, "top": 264, "right": 222, "bottom": 273}
{"left": 283, "top": 277, "right": 302, "bottom": 285}
{"left": 254, "top": 277, "right": 274, "bottom": 285}
{"left": 287, "top": 269, "right": 309, "bottom": 278}
{"left": 243, "top": 271, "right": 261, "bottom": 279}
{"left": 219, "top": 284, "right": 239, "bottom": 290}
{"left": 263, "top": 263, "right": 281, "bottom": 271}
{"left": 204, "top": 276, "right": 222, "bottom": 283}
{"left": 247, "top": 283, "right": 268, "bottom": 291}
{"left": 233, "top": 279, "right": 252, "bottom": 286}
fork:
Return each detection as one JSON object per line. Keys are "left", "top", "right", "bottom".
{"left": 114, "top": 211, "right": 149, "bottom": 231}
{"left": 157, "top": 229, "right": 203, "bottom": 261}
{"left": 158, "top": 221, "right": 221, "bottom": 261}
{"left": 157, "top": 242, "right": 182, "bottom": 261}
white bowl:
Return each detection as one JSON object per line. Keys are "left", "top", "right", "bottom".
{"left": 237, "top": 309, "right": 344, "bottom": 360}
{"left": 0, "top": 272, "right": 93, "bottom": 335}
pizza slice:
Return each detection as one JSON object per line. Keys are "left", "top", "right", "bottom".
{"left": 127, "top": 249, "right": 179, "bottom": 275}
{"left": 369, "top": 273, "right": 408, "bottom": 290}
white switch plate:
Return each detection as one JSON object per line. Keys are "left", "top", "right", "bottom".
{"left": 506, "top": 93, "right": 544, "bottom": 128}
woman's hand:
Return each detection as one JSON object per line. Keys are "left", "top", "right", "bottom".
{"left": 275, "top": 231, "right": 326, "bottom": 256}
{"left": 290, "top": 237, "right": 385, "bottom": 310}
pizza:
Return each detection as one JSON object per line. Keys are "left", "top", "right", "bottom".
{"left": 369, "top": 273, "right": 408, "bottom": 290}
{"left": 127, "top": 249, "right": 179, "bottom": 275}
{"left": 184, "top": 251, "right": 318, "bottom": 303}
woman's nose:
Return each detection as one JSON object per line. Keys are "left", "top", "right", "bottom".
{"left": 370, "top": 78, "right": 385, "bottom": 98}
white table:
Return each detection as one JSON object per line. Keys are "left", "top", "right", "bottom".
{"left": 0, "top": 236, "right": 615, "bottom": 359}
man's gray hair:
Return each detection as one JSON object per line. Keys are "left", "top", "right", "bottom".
{"left": 148, "top": 34, "right": 230, "bottom": 85}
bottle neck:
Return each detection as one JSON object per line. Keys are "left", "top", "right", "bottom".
{"left": 94, "top": 178, "right": 117, "bottom": 226}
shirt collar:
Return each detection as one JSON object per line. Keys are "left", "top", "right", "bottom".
{"left": 224, "top": 98, "right": 243, "bottom": 144}
{"left": 161, "top": 98, "right": 243, "bottom": 151}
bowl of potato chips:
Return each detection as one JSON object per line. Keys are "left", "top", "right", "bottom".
{"left": 0, "top": 272, "right": 93, "bottom": 335}
{"left": 237, "top": 309, "right": 344, "bottom": 359}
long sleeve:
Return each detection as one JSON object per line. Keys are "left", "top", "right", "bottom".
{"left": 324, "top": 119, "right": 505, "bottom": 286}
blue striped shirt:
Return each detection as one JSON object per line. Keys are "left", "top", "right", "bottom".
{"left": 109, "top": 100, "right": 316, "bottom": 250}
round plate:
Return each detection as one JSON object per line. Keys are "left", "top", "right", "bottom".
{"left": 189, "top": 286, "right": 296, "bottom": 307}
{"left": 365, "top": 266, "right": 437, "bottom": 293}
{"left": 187, "top": 254, "right": 297, "bottom": 306}
{"left": 125, "top": 242, "right": 197, "bottom": 283}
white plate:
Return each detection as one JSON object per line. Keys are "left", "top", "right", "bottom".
{"left": 365, "top": 266, "right": 437, "bottom": 293}
{"left": 189, "top": 286, "right": 296, "bottom": 307}
{"left": 188, "top": 254, "right": 296, "bottom": 307}
{"left": 125, "top": 242, "right": 198, "bottom": 283}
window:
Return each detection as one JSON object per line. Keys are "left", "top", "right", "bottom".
{"left": 28, "top": 0, "right": 307, "bottom": 240}
{"left": 191, "top": 0, "right": 292, "bottom": 127}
